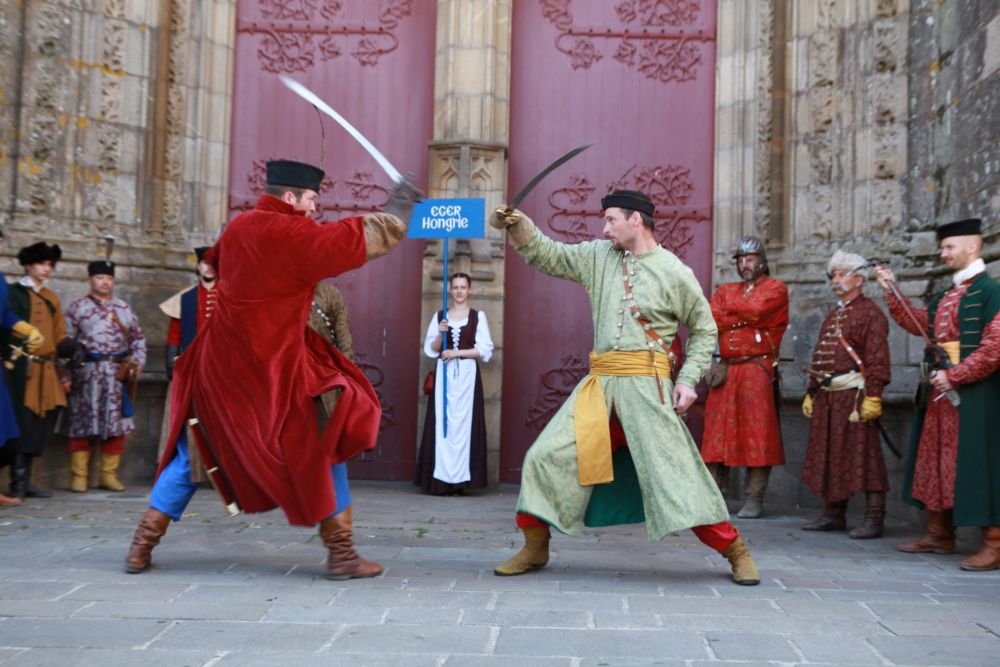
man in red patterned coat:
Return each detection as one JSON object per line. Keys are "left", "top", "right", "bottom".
{"left": 702, "top": 236, "right": 789, "bottom": 518}
{"left": 801, "top": 250, "right": 891, "bottom": 539}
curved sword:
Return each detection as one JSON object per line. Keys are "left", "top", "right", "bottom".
{"left": 507, "top": 142, "right": 594, "bottom": 211}
{"left": 279, "top": 75, "right": 402, "bottom": 183}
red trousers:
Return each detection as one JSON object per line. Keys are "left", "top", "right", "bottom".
{"left": 515, "top": 512, "right": 739, "bottom": 553}
{"left": 67, "top": 436, "right": 125, "bottom": 455}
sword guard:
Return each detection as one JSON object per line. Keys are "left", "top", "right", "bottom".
{"left": 491, "top": 206, "right": 521, "bottom": 229}
{"left": 187, "top": 418, "right": 200, "bottom": 426}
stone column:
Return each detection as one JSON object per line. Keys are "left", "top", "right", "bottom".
{"left": 424, "top": 0, "right": 512, "bottom": 485}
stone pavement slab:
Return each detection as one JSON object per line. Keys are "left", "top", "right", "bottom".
{"left": 2, "top": 482, "right": 1000, "bottom": 665}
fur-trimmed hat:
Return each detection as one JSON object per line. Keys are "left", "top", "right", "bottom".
{"left": 827, "top": 249, "right": 868, "bottom": 279}
{"left": 88, "top": 260, "right": 115, "bottom": 277}
{"left": 18, "top": 242, "right": 62, "bottom": 266}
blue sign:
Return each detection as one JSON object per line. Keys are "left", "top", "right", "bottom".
{"left": 408, "top": 198, "right": 485, "bottom": 239}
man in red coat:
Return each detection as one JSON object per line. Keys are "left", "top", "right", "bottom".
{"left": 701, "top": 237, "right": 789, "bottom": 518}
{"left": 124, "top": 159, "right": 419, "bottom": 577}
{"left": 801, "top": 250, "right": 891, "bottom": 538}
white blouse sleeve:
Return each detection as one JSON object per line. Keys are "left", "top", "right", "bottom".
{"left": 474, "top": 311, "right": 494, "bottom": 363}
{"left": 423, "top": 313, "right": 441, "bottom": 359}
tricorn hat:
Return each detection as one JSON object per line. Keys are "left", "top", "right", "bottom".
{"left": 936, "top": 218, "right": 982, "bottom": 241}
{"left": 18, "top": 242, "right": 62, "bottom": 266}
{"left": 600, "top": 190, "right": 655, "bottom": 217}
{"left": 266, "top": 159, "right": 324, "bottom": 192}
{"left": 88, "top": 260, "right": 115, "bottom": 277}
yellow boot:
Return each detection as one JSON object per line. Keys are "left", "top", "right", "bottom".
{"left": 99, "top": 453, "right": 126, "bottom": 492}
{"left": 494, "top": 526, "right": 551, "bottom": 576}
{"left": 69, "top": 451, "right": 90, "bottom": 493}
{"left": 721, "top": 536, "right": 760, "bottom": 586}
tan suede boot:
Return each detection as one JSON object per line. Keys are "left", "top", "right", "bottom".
{"left": 959, "top": 527, "right": 1000, "bottom": 571}
{"left": 801, "top": 499, "right": 848, "bottom": 531}
{"left": 721, "top": 536, "right": 760, "bottom": 585}
{"left": 736, "top": 466, "right": 771, "bottom": 518}
{"left": 99, "top": 453, "right": 126, "bottom": 492}
{"left": 896, "top": 510, "right": 955, "bottom": 554}
{"left": 319, "top": 505, "right": 384, "bottom": 580}
{"left": 69, "top": 450, "right": 90, "bottom": 493}
{"left": 124, "top": 508, "right": 171, "bottom": 573}
{"left": 848, "top": 492, "right": 885, "bottom": 539}
{"left": 494, "top": 526, "right": 551, "bottom": 576}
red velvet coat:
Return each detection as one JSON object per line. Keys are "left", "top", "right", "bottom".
{"left": 158, "top": 196, "right": 381, "bottom": 526}
{"left": 702, "top": 276, "right": 789, "bottom": 466}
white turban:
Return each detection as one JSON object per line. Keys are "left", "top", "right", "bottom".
{"left": 827, "top": 249, "right": 868, "bottom": 280}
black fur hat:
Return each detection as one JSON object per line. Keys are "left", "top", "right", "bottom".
{"left": 17, "top": 242, "right": 62, "bottom": 266}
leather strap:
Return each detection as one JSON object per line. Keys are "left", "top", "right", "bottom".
{"left": 620, "top": 254, "right": 671, "bottom": 403}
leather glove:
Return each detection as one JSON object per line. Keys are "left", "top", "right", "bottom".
{"left": 860, "top": 396, "right": 883, "bottom": 422}
{"left": 801, "top": 394, "right": 814, "bottom": 419}
{"left": 12, "top": 321, "right": 44, "bottom": 353}
{"left": 383, "top": 175, "right": 422, "bottom": 223}
{"left": 165, "top": 343, "right": 180, "bottom": 382}
{"left": 490, "top": 206, "right": 522, "bottom": 230}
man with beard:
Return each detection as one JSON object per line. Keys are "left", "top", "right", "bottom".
{"left": 124, "top": 159, "right": 419, "bottom": 578}
{"left": 63, "top": 261, "right": 147, "bottom": 493}
{"left": 800, "top": 250, "right": 890, "bottom": 538}
{"left": 876, "top": 218, "right": 1000, "bottom": 570}
{"left": 701, "top": 236, "right": 789, "bottom": 518}
{"left": 490, "top": 190, "right": 760, "bottom": 586}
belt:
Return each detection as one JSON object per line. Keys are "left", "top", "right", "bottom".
{"left": 724, "top": 353, "right": 773, "bottom": 365}
{"left": 939, "top": 340, "right": 960, "bottom": 365}
{"left": 820, "top": 370, "right": 866, "bottom": 392}
{"left": 85, "top": 353, "right": 129, "bottom": 363}
{"left": 574, "top": 350, "right": 671, "bottom": 486}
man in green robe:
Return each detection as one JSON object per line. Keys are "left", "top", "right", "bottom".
{"left": 490, "top": 190, "right": 759, "bottom": 586}
{"left": 875, "top": 218, "right": 1000, "bottom": 571}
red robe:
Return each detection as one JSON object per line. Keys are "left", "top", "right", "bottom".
{"left": 158, "top": 195, "right": 382, "bottom": 526}
{"left": 801, "top": 295, "right": 890, "bottom": 501}
{"left": 701, "top": 276, "right": 789, "bottom": 466}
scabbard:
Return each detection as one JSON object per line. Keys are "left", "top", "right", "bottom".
{"left": 875, "top": 418, "right": 902, "bottom": 459}
{"left": 186, "top": 413, "right": 241, "bottom": 517}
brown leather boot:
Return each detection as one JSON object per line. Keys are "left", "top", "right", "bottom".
{"left": 69, "top": 450, "right": 90, "bottom": 493}
{"left": 960, "top": 527, "right": 1000, "bottom": 571}
{"left": 721, "top": 536, "right": 760, "bottom": 585}
{"left": 737, "top": 466, "right": 771, "bottom": 518}
{"left": 494, "top": 526, "right": 551, "bottom": 576}
{"left": 99, "top": 453, "right": 126, "bottom": 492}
{"left": 849, "top": 492, "right": 885, "bottom": 539}
{"left": 801, "top": 499, "right": 847, "bottom": 531}
{"left": 124, "top": 508, "right": 171, "bottom": 573}
{"left": 319, "top": 505, "right": 384, "bottom": 580}
{"left": 896, "top": 509, "right": 955, "bottom": 554}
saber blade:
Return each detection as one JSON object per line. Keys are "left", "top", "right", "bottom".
{"left": 510, "top": 142, "right": 594, "bottom": 210}
{"left": 279, "top": 75, "right": 402, "bottom": 183}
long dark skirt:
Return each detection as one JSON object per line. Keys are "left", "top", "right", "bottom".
{"left": 414, "top": 366, "right": 487, "bottom": 495}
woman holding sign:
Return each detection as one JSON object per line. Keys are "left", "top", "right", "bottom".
{"left": 415, "top": 273, "right": 494, "bottom": 495}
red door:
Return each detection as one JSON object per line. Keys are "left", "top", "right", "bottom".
{"left": 228, "top": 0, "right": 436, "bottom": 479}
{"left": 501, "top": 0, "right": 717, "bottom": 482}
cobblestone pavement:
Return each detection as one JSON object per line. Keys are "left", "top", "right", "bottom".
{"left": 1, "top": 481, "right": 999, "bottom": 666}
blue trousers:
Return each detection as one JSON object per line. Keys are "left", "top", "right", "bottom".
{"left": 150, "top": 431, "right": 352, "bottom": 521}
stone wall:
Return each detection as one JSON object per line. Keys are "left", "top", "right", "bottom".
{"left": 0, "top": 0, "right": 235, "bottom": 491}
{"left": 713, "top": 0, "right": 998, "bottom": 521}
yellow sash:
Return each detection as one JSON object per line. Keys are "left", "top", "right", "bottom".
{"left": 574, "top": 350, "right": 671, "bottom": 486}
{"left": 940, "top": 340, "right": 960, "bottom": 366}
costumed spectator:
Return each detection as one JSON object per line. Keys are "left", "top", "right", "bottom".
{"left": 701, "top": 236, "right": 789, "bottom": 518}
{"left": 415, "top": 272, "right": 494, "bottom": 495}
{"left": 0, "top": 232, "right": 47, "bottom": 507}
{"left": 2, "top": 242, "right": 70, "bottom": 500}
{"left": 490, "top": 190, "right": 760, "bottom": 586}
{"left": 123, "top": 159, "right": 420, "bottom": 577}
{"left": 154, "top": 246, "right": 219, "bottom": 490}
{"left": 308, "top": 280, "right": 382, "bottom": 578}
{"left": 800, "top": 251, "right": 891, "bottom": 538}
{"left": 63, "top": 260, "right": 147, "bottom": 493}
{"left": 876, "top": 218, "right": 1000, "bottom": 570}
